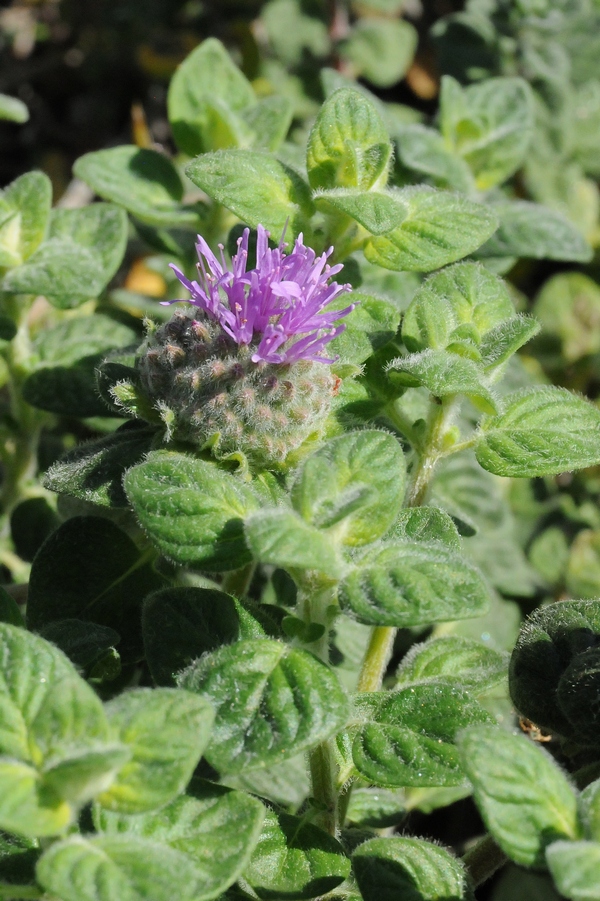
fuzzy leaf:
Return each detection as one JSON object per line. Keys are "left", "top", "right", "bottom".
{"left": 353, "top": 836, "right": 474, "bottom": 901}
{"left": 97, "top": 688, "right": 214, "bottom": 814}
{"left": 242, "top": 95, "right": 294, "bottom": 151}
{"left": 386, "top": 507, "right": 461, "bottom": 549}
{"left": 179, "top": 639, "right": 349, "bottom": 774}
{"left": 44, "top": 423, "right": 157, "bottom": 508}
{"left": 339, "top": 18, "right": 417, "bottom": 88}
{"left": 291, "top": 430, "right": 406, "bottom": 546}
{"left": 395, "top": 124, "right": 474, "bottom": 193}
{"left": 244, "top": 807, "right": 350, "bottom": 900}
{"left": 401, "top": 262, "right": 515, "bottom": 354}
{"left": 125, "top": 453, "right": 262, "bottom": 571}
{"left": 186, "top": 150, "right": 313, "bottom": 242}
{"left": 244, "top": 508, "right": 343, "bottom": 578}
{"left": 352, "top": 685, "right": 492, "bottom": 787}
{"left": 509, "top": 600, "right": 600, "bottom": 741}
{"left": 364, "top": 187, "right": 498, "bottom": 272}
{"left": 36, "top": 835, "right": 202, "bottom": 901}
{"left": 458, "top": 725, "right": 579, "bottom": 867}
{"left": 339, "top": 540, "right": 490, "bottom": 627}
{"left": 389, "top": 349, "right": 497, "bottom": 413}
{"left": 476, "top": 387, "right": 600, "bottom": 477}
{"left": 396, "top": 636, "right": 508, "bottom": 694}
{"left": 307, "top": 88, "right": 392, "bottom": 192}
{"left": 74, "top": 146, "right": 202, "bottom": 227}
{"left": 3, "top": 204, "right": 128, "bottom": 307}
{"left": 0, "top": 171, "right": 51, "bottom": 267}
{"left": 96, "top": 780, "right": 265, "bottom": 900}
{"left": 478, "top": 201, "right": 593, "bottom": 263}
{"left": 315, "top": 189, "right": 407, "bottom": 235}
{"left": 168, "top": 38, "right": 256, "bottom": 156}
{"left": 546, "top": 840, "right": 600, "bottom": 901}
{"left": 440, "top": 76, "right": 534, "bottom": 190}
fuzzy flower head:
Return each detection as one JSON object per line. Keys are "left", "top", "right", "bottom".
{"left": 166, "top": 225, "right": 354, "bottom": 364}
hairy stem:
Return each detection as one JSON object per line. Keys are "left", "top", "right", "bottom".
{"left": 462, "top": 833, "right": 507, "bottom": 888}
{"left": 356, "top": 624, "right": 395, "bottom": 693}
{"left": 303, "top": 582, "right": 340, "bottom": 834}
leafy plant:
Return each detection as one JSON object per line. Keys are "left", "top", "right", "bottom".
{"left": 1, "top": 11, "right": 600, "bottom": 901}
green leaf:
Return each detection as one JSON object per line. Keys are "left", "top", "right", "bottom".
{"left": 243, "top": 807, "right": 350, "bottom": 900}
{"left": 179, "top": 639, "right": 349, "bottom": 774}
{"left": 97, "top": 688, "right": 214, "bottom": 814}
{"left": 478, "top": 316, "right": 540, "bottom": 370}
{"left": 386, "top": 507, "right": 461, "bottom": 550}
{"left": 291, "top": 431, "right": 406, "bottom": 546}
{"left": 244, "top": 508, "right": 343, "bottom": 579}
{"left": 546, "top": 841, "right": 600, "bottom": 901}
{"left": 0, "top": 759, "right": 72, "bottom": 838}
{"left": 45, "top": 423, "right": 157, "bottom": 508}
{"left": 39, "top": 620, "right": 120, "bottom": 674}
{"left": 352, "top": 684, "right": 492, "bottom": 787}
{"left": 242, "top": 96, "right": 294, "bottom": 151}
{"left": 96, "top": 780, "right": 265, "bottom": 900}
{"left": 345, "top": 786, "right": 405, "bottom": 827}
{"left": 338, "top": 540, "right": 490, "bottom": 627}
{"left": 431, "top": 451, "right": 508, "bottom": 536}
{"left": 477, "top": 201, "right": 593, "bottom": 263}
{"left": 142, "top": 587, "right": 270, "bottom": 686}
{"left": 186, "top": 150, "right": 313, "bottom": 242}
{"left": 306, "top": 88, "right": 392, "bottom": 192}
{"left": 0, "top": 93, "right": 29, "bottom": 123}
{"left": 327, "top": 293, "right": 400, "bottom": 365}
{"left": 125, "top": 452, "right": 262, "bottom": 571}
{"left": 315, "top": 189, "right": 407, "bottom": 235}
{"left": 476, "top": 387, "right": 600, "bottom": 477}
{"left": 458, "top": 725, "right": 580, "bottom": 867}
{"left": 388, "top": 350, "right": 497, "bottom": 414}
{"left": 395, "top": 124, "right": 474, "bottom": 193}
{"left": 10, "top": 497, "right": 59, "bottom": 563}
{"left": 566, "top": 530, "right": 600, "bottom": 600}
{"left": 27, "top": 516, "right": 164, "bottom": 661}
{"left": 401, "top": 262, "right": 515, "bottom": 354}
{"left": 36, "top": 834, "right": 202, "bottom": 901}
{"left": 0, "top": 316, "right": 17, "bottom": 341}
{"left": 339, "top": 19, "right": 417, "bottom": 88}
{"left": 0, "top": 624, "right": 127, "bottom": 833}
{"left": 439, "top": 76, "right": 534, "bottom": 190}
{"left": 0, "top": 586, "right": 25, "bottom": 627}
{"left": 509, "top": 600, "right": 600, "bottom": 741}
{"left": 0, "top": 171, "right": 52, "bottom": 267}
{"left": 580, "top": 779, "right": 600, "bottom": 841}
{"left": 23, "top": 315, "right": 136, "bottom": 417}
{"left": 364, "top": 187, "right": 498, "bottom": 273}
{"left": 353, "top": 836, "right": 474, "bottom": 901}
{"left": 396, "top": 636, "right": 508, "bottom": 694}
{"left": 73, "top": 146, "right": 202, "bottom": 227}
{"left": 167, "top": 38, "right": 256, "bottom": 156}
{"left": 3, "top": 204, "right": 129, "bottom": 308}
{"left": 532, "top": 272, "right": 600, "bottom": 364}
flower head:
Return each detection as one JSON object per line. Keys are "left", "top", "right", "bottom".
{"left": 166, "top": 225, "right": 354, "bottom": 364}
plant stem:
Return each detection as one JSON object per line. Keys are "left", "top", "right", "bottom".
{"left": 462, "top": 833, "right": 507, "bottom": 888}
{"left": 404, "top": 396, "right": 457, "bottom": 509}
{"left": 303, "top": 581, "right": 341, "bottom": 834}
{"left": 309, "top": 738, "right": 339, "bottom": 835}
{"left": 356, "top": 624, "right": 395, "bottom": 693}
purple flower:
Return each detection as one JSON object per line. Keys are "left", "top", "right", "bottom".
{"left": 166, "top": 225, "right": 355, "bottom": 364}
